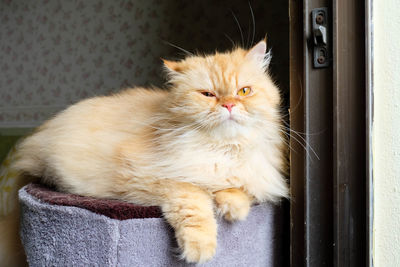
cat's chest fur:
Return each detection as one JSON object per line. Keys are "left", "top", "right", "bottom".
{"left": 153, "top": 137, "right": 272, "bottom": 196}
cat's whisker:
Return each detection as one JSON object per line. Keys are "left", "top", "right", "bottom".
{"left": 162, "top": 40, "right": 193, "bottom": 56}
{"left": 276, "top": 137, "right": 299, "bottom": 156}
{"left": 272, "top": 128, "right": 316, "bottom": 160}
{"left": 230, "top": 10, "right": 244, "bottom": 47}
{"left": 249, "top": 1, "right": 256, "bottom": 47}
{"left": 224, "top": 33, "right": 236, "bottom": 48}
{"left": 249, "top": 117, "right": 320, "bottom": 160}
{"left": 282, "top": 122, "right": 326, "bottom": 137}
{"left": 246, "top": 18, "right": 251, "bottom": 48}
{"left": 281, "top": 130, "right": 319, "bottom": 161}
{"left": 279, "top": 74, "right": 303, "bottom": 119}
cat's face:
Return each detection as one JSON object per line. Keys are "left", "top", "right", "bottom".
{"left": 164, "top": 41, "right": 281, "bottom": 140}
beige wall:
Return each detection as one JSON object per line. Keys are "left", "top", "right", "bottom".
{"left": 373, "top": 0, "right": 400, "bottom": 265}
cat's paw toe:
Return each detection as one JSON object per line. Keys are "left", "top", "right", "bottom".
{"left": 182, "top": 239, "right": 216, "bottom": 263}
{"left": 221, "top": 202, "right": 250, "bottom": 221}
{"left": 176, "top": 221, "right": 217, "bottom": 263}
{"left": 217, "top": 200, "right": 250, "bottom": 221}
{"left": 215, "top": 189, "right": 251, "bottom": 222}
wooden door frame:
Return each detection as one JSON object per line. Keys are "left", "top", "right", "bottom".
{"left": 289, "top": 0, "right": 372, "bottom": 266}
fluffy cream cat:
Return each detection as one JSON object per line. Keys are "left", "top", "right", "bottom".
{"left": 5, "top": 40, "right": 288, "bottom": 264}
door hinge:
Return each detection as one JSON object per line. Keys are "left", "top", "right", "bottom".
{"left": 311, "top": 7, "right": 330, "bottom": 68}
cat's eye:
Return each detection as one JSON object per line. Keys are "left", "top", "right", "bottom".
{"left": 237, "top": 87, "right": 252, "bottom": 96}
{"left": 201, "top": 91, "right": 216, "bottom": 97}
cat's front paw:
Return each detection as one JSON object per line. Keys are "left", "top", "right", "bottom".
{"left": 214, "top": 188, "right": 251, "bottom": 221}
{"left": 178, "top": 226, "right": 217, "bottom": 263}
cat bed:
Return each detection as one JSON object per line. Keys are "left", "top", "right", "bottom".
{"left": 19, "top": 183, "right": 282, "bottom": 266}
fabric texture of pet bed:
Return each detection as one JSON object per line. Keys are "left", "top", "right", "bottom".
{"left": 19, "top": 183, "right": 282, "bottom": 266}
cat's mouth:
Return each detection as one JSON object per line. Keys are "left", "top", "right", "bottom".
{"left": 223, "top": 109, "right": 245, "bottom": 122}
{"left": 228, "top": 115, "right": 240, "bottom": 123}
{"left": 210, "top": 109, "right": 247, "bottom": 129}
{"left": 220, "top": 113, "right": 242, "bottom": 125}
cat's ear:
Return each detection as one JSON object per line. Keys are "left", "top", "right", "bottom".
{"left": 245, "top": 40, "right": 272, "bottom": 70}
{"left": 162, "top": 59, "right": 183, "bottom": 73}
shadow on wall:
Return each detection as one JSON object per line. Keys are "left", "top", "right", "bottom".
{"left": 0, "top": 0, "right": 288, "bottom": 127}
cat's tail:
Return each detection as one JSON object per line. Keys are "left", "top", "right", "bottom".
{"left": 11, "top": 132, "right": 48, "bottom": 178}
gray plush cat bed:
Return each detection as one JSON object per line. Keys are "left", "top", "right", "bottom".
{"left": 19, "top": 183, "right": 282, "bottom": 267}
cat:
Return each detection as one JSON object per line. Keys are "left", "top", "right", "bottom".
{"left": 2, "top": 40, "right": 288, "bottom": 264}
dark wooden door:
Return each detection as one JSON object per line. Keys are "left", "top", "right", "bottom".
{"left": 289, "top": 0, "right": 370, "bottom": 266}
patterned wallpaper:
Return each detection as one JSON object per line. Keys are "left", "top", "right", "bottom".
{"left": 0, "top": 0, "right": 288, "bottom": 127}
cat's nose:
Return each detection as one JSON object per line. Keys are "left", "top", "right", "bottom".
{"left": 222, "top": 103, "right": 235, "bottom": 113}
